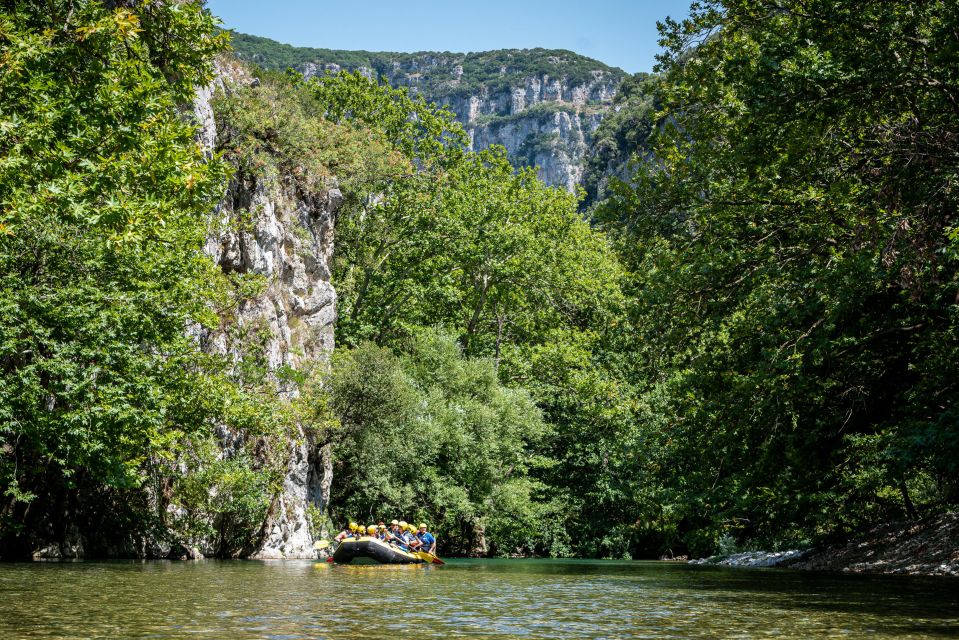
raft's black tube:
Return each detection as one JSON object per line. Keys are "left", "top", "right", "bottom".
{"left": 332, "top": 536, "right": 423, "bottom": 564}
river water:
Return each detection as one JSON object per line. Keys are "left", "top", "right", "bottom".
{"left": 0, "top": 559, "right": 957, "bottom": 638}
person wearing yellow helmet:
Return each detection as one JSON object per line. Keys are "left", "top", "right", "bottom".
{"left": 387, "top": 519, "right": 401, "bottom": 540}
{"left": 366, "top": 525, "right": 377, "bottom": 537}
{"left": 389, "top": 521, "right": 412, "bottom": 551}
{"left": 404, "top": 522, "right": 424, "bottom": 551}
{"left": 416, "top": 523, "right": 436, "bottom": 554}
{"left": 402, "top": 523, "right": 419, "bottom": 549}
{"left": 334, "top": 523, "right": 352, "bottom": 543}
{"left": 406, "top": 526, "right": 422, "bottom": 551}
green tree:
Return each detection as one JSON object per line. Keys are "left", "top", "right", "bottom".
{"left": 327, "top": 330, "right": 554, "bottom": 555}
{"left": 0, "top": 0, "right": 263, "bottom": 557}
{"left": 599, "top": 0, "right": 959, "bottom": 554}
{"left": 338, "top": 146, "right": 622, "bottom": 357}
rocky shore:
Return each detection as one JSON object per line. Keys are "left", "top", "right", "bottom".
{"left": 690, "top": 512, "right": 959, "bottom": 577}
{"left": 689, "top": 549, "right": 808, "bottom": 568}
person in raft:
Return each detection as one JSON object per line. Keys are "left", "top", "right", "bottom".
{"left": 405, "top": 523, "right": 422, "bottom": 550}
{"left": 404, "top": 524, "right": 419, "bottom": 549}
{"left": 334, "top": 523, "right": 354, "bottom": 543}
{"left": 393, "top": 521, "right": 414, "bottom": 550}
{"left": 416, "top": 523, "right": 436, "bottom": 554}
{"left": 388, "top": 520, "right": 401, "bottom": 541}
{"left": 388, "top": 521, "right": 407, "bottom": 547}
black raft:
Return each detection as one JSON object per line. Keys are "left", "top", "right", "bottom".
{"left": 332, "top": 536, "right": 424, "bottom": 565}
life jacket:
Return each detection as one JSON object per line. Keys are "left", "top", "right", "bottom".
{"left": 417, "top": 531, "right": 435, "bottom": 550}
{"left": 394, "top": 532, "right": 414, "bottom": 551}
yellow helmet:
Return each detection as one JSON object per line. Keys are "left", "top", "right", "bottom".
{"left": 366, "top": 525, "right": 377, "bottom": 535}
{"left": 390, "top": 519, "right": 399, "bottom": 526}
{"left": 378, "top": 524, "right": 386, "bottom": 530}
{"left": 398, "top": 521, "right": 408, "bottom": 529}
{"left": 349, "top": 522, "right": 357, "bottom": 532}
{"left": 418, "top": 523, "right": 427, "bottom": 530}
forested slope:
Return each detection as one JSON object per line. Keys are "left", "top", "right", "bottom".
{"left": 594, "top": 0, "right": 959, "bottom": 551}
{"left": 1, "top": 0, "right": 956, "bottom": 563}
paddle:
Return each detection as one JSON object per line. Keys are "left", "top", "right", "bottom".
{"left": 411, "top": 549, "right": 445, "bottom": 565}
{"left": 312, "top": 539, "right": 337, "bottom": 563}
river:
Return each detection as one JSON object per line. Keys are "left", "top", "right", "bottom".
{"left": 1, "top": 559, "right": 957, "bottom": 638}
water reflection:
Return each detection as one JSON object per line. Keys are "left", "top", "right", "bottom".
{"left": 0, "top": 559, "right": 956, "bottom": 638}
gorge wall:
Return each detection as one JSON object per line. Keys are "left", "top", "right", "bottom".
{"left": 229, "top": 32, "right": 626, "bottom": 192}
{"left": 20, "top": 58, "right": 338, "bottom": 562}
{"left": 192, "top": 61, "right": 336, "bottom": 559}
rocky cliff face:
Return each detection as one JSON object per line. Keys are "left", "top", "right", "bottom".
{"left": 204, "top": 172, "right": 338, "bottom": 560}
{"left": 193, "top": 61, "right": 337, "bottom": 559}
{"left": 359, "top": 56, "right": 618, "bottom": 192}
{"left": 468, "top": 104, "right": 606, "bottom": 192}
{"left": 437, "top": 72, "right": 614, "bottom": 192}
{"left": 230, "top": 33, "right": 626, "bottom": 191}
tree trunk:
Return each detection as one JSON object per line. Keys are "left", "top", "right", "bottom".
{"left": 899, "top": 479, "right": 919, "bottom": 520}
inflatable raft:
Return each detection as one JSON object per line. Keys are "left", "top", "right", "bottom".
{"left": 332, "top": 536, "right": 424, "bottom": 565}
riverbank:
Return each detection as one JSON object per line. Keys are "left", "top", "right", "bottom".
{"left": 691, "top": 512, "right": 959, "bottom": 577}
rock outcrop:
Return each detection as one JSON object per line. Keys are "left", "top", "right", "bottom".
{"left": 689, "top": 549, "right": 808, "bottom": 568}
{"left": 468, "top": 105, "right": 605, "bottom": 192}
{"left": 350, "top": 57, "right": 620, "bottom": 192}
{"left": 193, "top": 60, "right": 338, "bottom": 559}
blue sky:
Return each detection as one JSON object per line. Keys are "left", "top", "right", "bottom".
{"left": 206, "top": 1, "right": 693, "bottom": 73}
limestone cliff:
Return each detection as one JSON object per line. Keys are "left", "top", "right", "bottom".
{"left": 229, "top": 32, "right": 626, "bottom": 191}
{"left": 193, "top": 60, "right": 337, "bottom": 559}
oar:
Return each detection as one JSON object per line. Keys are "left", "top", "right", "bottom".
{"left": 313, "top": 539, "right": 338, "bottom": 563}
{"left": 411, "top": 549, "right": 445, "bottom": 565}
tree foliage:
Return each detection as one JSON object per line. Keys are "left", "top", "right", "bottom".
{"left": 0, "top": 0, "right": 280, "bottom": 557}
{"left": 327, "top": 331, "right": 558, "bottom": 555}
{"left": 6, "top": 0, "right": 955, "bottom": 562}
{"left": 599, "top": 0, "right": 959, "bottom": 554}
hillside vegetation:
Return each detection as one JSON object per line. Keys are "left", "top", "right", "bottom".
{"left": 2, "top": 0, "right": 957, "bottom": 562}
{"left": 229, "top": 31, "right": 625, "bottom": 98}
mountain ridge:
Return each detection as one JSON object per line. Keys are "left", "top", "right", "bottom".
{"left": 227, "top": 31, "right": 627, "bottom": 92}
{"left": 228, "top": 30, "right": 630, "bottom": 191}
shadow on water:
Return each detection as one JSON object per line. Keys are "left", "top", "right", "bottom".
{"left": 442, "top": 559, "right": 959, "bottom": 637}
